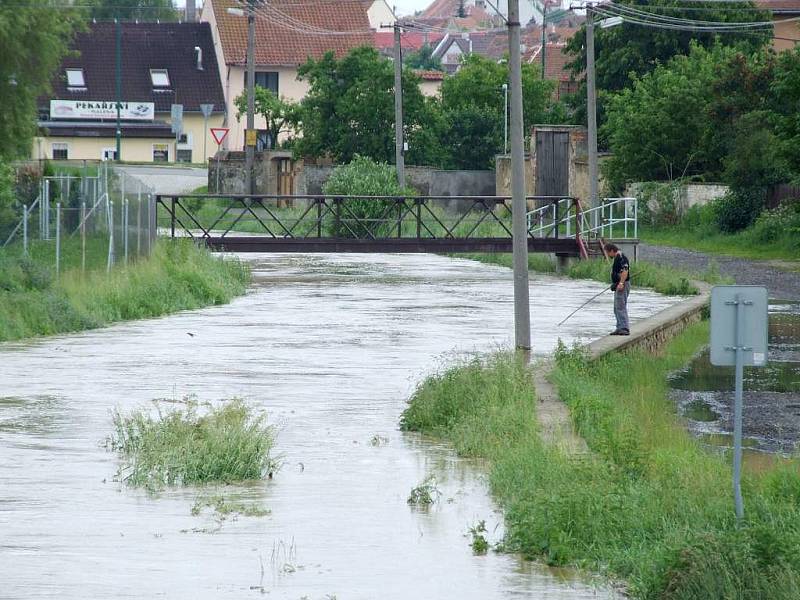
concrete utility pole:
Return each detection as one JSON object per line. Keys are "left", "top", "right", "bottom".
{"left": 245, "top": 0, "right": 257, "bottom": 195}
{"left": 394, "top": 24, "right": 406, "bottom": 188}
{"left": 115, "top": 18, "right": 122, "bottom": 161}
{"left": 586, "top": 3, "right": 599, "bottom": 211}
{"left": 508, "top": 0, "right": 531, "bottom": 351}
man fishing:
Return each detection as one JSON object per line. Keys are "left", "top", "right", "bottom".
{"left": 605, "top": 243, "right": 630, "bottom": 336}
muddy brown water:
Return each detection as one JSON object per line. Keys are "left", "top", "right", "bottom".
{"left": 0, "top": 254, "right": 682, "bottom": 599}
{"left": 670, "top": 301, "right": 800, "bottom": 457}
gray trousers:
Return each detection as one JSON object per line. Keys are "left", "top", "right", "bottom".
{"left": 614, "top": 281, "right": 631, "bottom": 331}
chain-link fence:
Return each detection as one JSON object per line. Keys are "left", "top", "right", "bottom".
{"left": 2, "top": 164, "right": 157, "bottom": 275}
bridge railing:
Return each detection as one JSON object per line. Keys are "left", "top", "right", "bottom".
{"left": 157, "top": 194, "right": 583, "bottom": 240}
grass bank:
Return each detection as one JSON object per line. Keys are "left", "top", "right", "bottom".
{"left": 644, "top": 227, "right": 800, "bottom": 261}
{"left": 401, "top": 326, "right": 800, "bottom": 598}
{"left": 0, "top": 239, "right": 249, "bottom": 342}
{"left": 458, "top": 252, "right": 728, "bottom": 296}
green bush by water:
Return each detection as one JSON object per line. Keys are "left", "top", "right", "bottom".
{"left": 109, "top": 399, "right": 277, "bottom": 489}
{"left": 401, "top": 329, "right": 800, "bottom": 598}
{"left": 0, "top": 239, "right": 249, "bottom": 342}
{"left": 458, "top": 253, "right": 726, "bottom": 296}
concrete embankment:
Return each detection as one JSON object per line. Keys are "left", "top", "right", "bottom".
{"left": 536, "top": 282, "right": 712, "bottom": 449}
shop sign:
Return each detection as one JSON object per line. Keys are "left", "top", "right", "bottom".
{"left": 50, "top": 100, "right": 155, "bottom": 121}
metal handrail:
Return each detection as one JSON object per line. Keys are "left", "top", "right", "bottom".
{"left": 580, "top": 197, "right": 638, "bottom": 240}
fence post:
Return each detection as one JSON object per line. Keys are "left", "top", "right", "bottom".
{"left": 23, "top": 204, "right": 28, "bottom": 255}
{"left": 149, "top": 194, "right": 155, "bottom": 254}
{"left": 107, "top": 200, "right": 114, "bottom": 273}
{"left": 137, "top": 185, "right": 142, "bottom": 256}
{"left": 55, "top": 202, "right": 61, "bottom": 277}
{"left": 124, "top": 198, "right": 129, "bottom": 265}
{"left": 81, "top": 201, "right": 86, "bottom": 273}
{"left": 44, "top": 180, "right": 50, "bottom": 240}
{"left": 416, "top": 199, "right": 422, "bottom": 239}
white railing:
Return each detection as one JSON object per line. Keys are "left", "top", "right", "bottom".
{"left": 526, "top": 197, "right": 580, "bottom": 238}
{"left": 580, "top": 197, "right": 638, "bottom": 240}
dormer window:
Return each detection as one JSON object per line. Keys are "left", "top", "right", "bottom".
{"left": 150, "top": 69, "right": 170, "bottom": 88}
{"left": 66, "top": 68, "right": 86, "bottom": 91}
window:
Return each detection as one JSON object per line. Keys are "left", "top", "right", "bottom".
{"left": 150, "top": 69, "right": 170, "bottom": 88}
{"left": 152, "top": 144, "right": 169, "bottom": 162}
{"left": 66, "top": 68, "right": 85, "bottom": 89}
{"left": 176, "top": 149, "right": 193, "bottom": 163}
{"left": 102, "top": 148, "right": 117, "bottom": 161}
{"left": 256, "top": 130, "right": 273, "bottom": 152}
{"left": 245, "top": 71, "right": 279, "bottom": 95}
{"left": 52, "top": 143, "right": 69, "bottom": 160}
{"left": 177, "top": 133, "right": 189, "bottom": 145}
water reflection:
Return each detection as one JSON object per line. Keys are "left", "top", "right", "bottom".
{"left": 0, "top": 254, "right": 680, "bottom": 598}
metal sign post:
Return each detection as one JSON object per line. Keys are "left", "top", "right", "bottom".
{"left": 710, "top": 285, "right": 769, "bottom": 521}
{"left": 200, "top": 104, "right": 214, "bottom": 164}
{"left": 210, "top": 128, "right": 229, "bottom": 193}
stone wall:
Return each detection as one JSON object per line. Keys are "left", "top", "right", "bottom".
{"left": 625, "top": 182, "right": 729, "bottom": 216}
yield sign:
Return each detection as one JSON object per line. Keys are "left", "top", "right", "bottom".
{"left": 210, "top": 127, "right": 229, "bottom": 146}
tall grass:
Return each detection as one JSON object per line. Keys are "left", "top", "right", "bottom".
{"left": 0, "top": 239, "right": 249, "bottom": 342}
{"left": 108, "top": 399, "right": 277, "bottom": 489}
{"left": 459, "top": 252, "right": 731, "bottom": 295}
{"left": 401, "top": 328, "right": 800, "bottom": 598}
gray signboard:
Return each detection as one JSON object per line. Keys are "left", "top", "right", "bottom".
{"left": 710, "top": 286, "right": 769, "bottom": 367}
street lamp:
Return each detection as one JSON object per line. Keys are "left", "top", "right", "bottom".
{"left": 502, "top": 83, "right": 509, "bottom": 155}
{"left": 227, "top": 4, "right": 256, "bottom": 195}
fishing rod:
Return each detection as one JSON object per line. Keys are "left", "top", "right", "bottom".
{"left": 557, "top": 287, "right": 610, "bottom": 327}
{"left": 557, "top": 267, "right": 646, "bottom": 327}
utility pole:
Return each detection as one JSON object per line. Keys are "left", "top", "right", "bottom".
{"left": 508, "top": 0, "right": 531, "bottom": 351}
{"left": 394, "top": 23, "right": 406, "bottom": 188}
{"left": 115, "top": 18, "right": 122, "bottom": 161}
{"left": 586, "top": 4, "right": 599, "bottom": 212}
{"left": 245, "top": 0, "right": 256, "bottom": 195}
{"left": 541, "top": 2, "right": 547, "bottom": 79}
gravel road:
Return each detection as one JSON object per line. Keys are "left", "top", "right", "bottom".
{"left": 639, "top": 243, "right": 800, "bottom": 301}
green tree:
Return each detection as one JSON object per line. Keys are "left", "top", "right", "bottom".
{"left": 294, "top": 46, "right": 440, "bottom": 166}
{"left": 234, "top": 86, "right": 299, "bottom": 150}
{"left": 404, "top": 44, "right": 443, "bottom": 71}
{"left": 603, "top": 44, "right": 732, "bottom": 190}
{"left": 565, "top": 0, "right": 770, "bottom": 127}
{"left": 0, "top": 1, "right": 83, "bottom": 162}
{"left": 437, "top": 54, "right": 556, "bottom": 169}
{"left": 84, "top": 0, "right": 178, "bottom": 21}
{"left": 768, "top": 48, "right": 800, "bottom": 175}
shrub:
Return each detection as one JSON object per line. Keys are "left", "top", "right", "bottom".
{"left": 322, "top": 155, "right": 416, "bottom": 237}
{"left": 714, "top": 188, "right": 765, "bottom": 233}
{"left": 636, "top": 181, "right": 682, "bottom": 227}
{"left": 749, "top": 203, "right": 800, "bottom": 247}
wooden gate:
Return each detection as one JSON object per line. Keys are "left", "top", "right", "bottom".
{"left": 535, "top": 129, "right": 570, "bottom": 198}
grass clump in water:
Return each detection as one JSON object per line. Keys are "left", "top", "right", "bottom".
{"left": 191, "top": 494, "right": 270, "bottom": 519}
{"left": 468, "top": 520, "right": 490, "bottom": 555}
{"left": 109, "top": 398, "right": 277, "bottom": 489}
{"left": 401, "top": 335, "right": 800, "bottom": 598}
{"left": 407, "top": 476, "right": 441, "bottom": 506}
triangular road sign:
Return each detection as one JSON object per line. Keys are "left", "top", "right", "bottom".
{"left": 210, "top": 127, "right": 229, "bottom": 146}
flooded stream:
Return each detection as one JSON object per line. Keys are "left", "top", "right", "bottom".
{"left": 0, "top": 254, "right": 681, "bottom": 599}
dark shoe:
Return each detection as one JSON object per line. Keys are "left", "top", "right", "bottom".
{"left": 618, "top": 329, "right": 630, "bottom": 336}
{"left": 610, "top": 330, "right": 622, "bottom": 336}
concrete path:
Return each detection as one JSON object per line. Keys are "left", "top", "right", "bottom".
{"left": 533, "top": 361, "right": 589, "bottom": 454}
{"left": 640, "top": 243, "right": 800, "bottom": 301}
{"left": 116, "top": 165, "right": 207, "bottom": 196}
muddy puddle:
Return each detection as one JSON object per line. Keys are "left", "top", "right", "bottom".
{"left": 0, "top": 254, "right": 682, "bottom": 599}
{"left": 670, "top": 301, "right": 800, "bottom": 457}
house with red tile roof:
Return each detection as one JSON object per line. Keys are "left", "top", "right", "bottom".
{"left": 201, "top": 0, "right": 374, "bottom": 151}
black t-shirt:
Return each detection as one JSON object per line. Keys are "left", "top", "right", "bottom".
{"left": 611, "top": 253, "right": 630, "bottom": 287}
